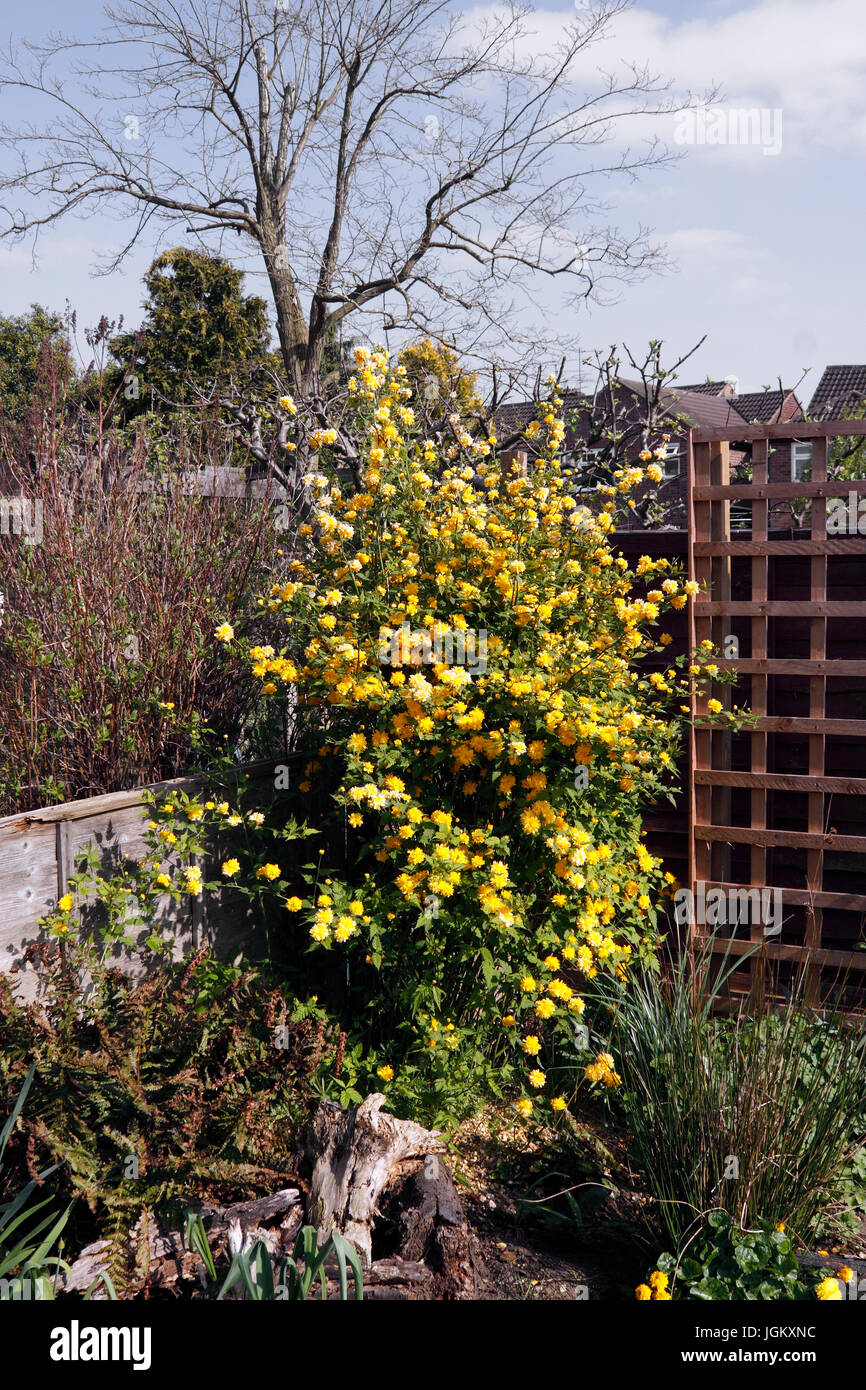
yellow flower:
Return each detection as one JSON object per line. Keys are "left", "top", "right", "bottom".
{"left": 816, "top": 1276, "right": 842, "bottom": 1301}
{"left": 377, "top": 1065, "right": 394, "bottom": 1082}
{"left": 515, "top": 1098, "right": 532, "bottom": 1118}
{"left": 551, "top": 1096, "right": 566, "bottom": 1111}
{"left": 58, "top": 894, "right": 74, "bottom": 912}
{"left": 707, "top": 698, "right": 723, "bottom": 714}
{"left": 256, "top": 863, "right": 282, "bottom": 881}
{"left": 520, "top": 975, "right": 537, "bottom": 992}
{"left": 522, "top": 1034, "right": 542, "bottom": 1055}
{"left": 285, "top": 896, "right": 303, "bottom": 911}
{"left": 183, "top": 867, "right": 203, "bottom": 895}
{"left": 221, "top": 858, "right": 241, "bottom": 877}
{"left": 649, "top": 1270, "right": 668, "bottom": 1291}
{"left": 836, "top": 1266, "right": 854, "bottom": 1285}
{"left": 502, "top": 1015, "right": 517, "bottom": 1027}
{"left": 635, "top": 1284, "right": 652, "bottom": 1300}
{"left": 214, "top": 622, "right": 234, "bottom": 643}
{"left": 528, "top": 1068, "right": 546, "bottom": 1088}
{"left": 535, "top": 998, "right": 555, "bottom": 1019}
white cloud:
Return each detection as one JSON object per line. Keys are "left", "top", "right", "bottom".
{"left": 465, "top": 0, "right": 866, "bottom": 153}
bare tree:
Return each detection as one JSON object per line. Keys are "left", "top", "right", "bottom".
{"left": 0, "top": 0, "right": 706, "bottom": 400}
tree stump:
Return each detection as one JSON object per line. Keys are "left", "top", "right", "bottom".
{"left": 304, "top": 1093, "right": 476, "bottom": 1298}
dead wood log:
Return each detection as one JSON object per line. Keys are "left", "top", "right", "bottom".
{"left": 60, "top": 1188, "right": 302, "bottom": 1297}
{"left": 304, "top": 1094, "right": 476, "bottom": 1297}
{"left": 304, "top": 1092, "right": 445, "bottom": 1266}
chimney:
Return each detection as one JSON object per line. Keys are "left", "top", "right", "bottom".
{"left": 723, "top": 375, "right": 739, "bottom": 397}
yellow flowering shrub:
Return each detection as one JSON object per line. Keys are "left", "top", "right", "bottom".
{"left": 43, "top": 347, "right": 726, "bottom": 1124}
{"left": 215, "top": 347, "right": 721, "bottom": 1122}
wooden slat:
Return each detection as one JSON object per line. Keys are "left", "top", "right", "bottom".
{"left": 695, "top": 770, "right": 866, "bottom": 794}
{"left": 696, "top": 602, "right": 866, "bottom": 617}
{"left": 695, "top": 825, "right": 866, "bottom": 852}
{"left": 692, "top": 421, "right": 866, "bottom": 442}
{"left": 696, "top": 935, "right": 866, "bottom": 971}
{"left": 693, "top": 480, "right": 866, "bottom": 501}
{"left": 0, "top": 758, "right": 288, "bottom": 829}
{"left": 694, "top": 538, "right": 866, "bottom": 556}
{"left": 748, "top": 436, "right": 769, "bottom": 984}
{"left": 698, "top": 881, "right": 866, "bottom": 913}
{"left": 715, "top": 659, "right": 866, "bottom": 675}
{"left": 749, "top": 717, "right": 866, "bottom": 735}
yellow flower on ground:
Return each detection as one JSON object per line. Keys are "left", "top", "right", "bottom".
{"left": 816, "top": 1276, "right": 842, "bottom": 1301}
{"left": 515, "top": 1098, "right": 532, "bottom": 1118}
{"left": 528, "top": 1069, "right": 546, "bottom": 1088}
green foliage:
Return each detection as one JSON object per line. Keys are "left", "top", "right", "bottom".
{"left": 110, "top": 248, "right": 272, "bottom": 408}
{"left": 0, "top": 943, "right": 339, "bottom": 1256}
{"left": 652, "top": 1213, "right": 815, "bottom": 1301}
{"left": 0, "top": 1064, "right": 71, "bottom": 1297}
{"left": 603, "top": 940, "right": 866, "bottom": 1248}
{"left": 196, "top": 1219, "right": 364, "bottom": 1301}
{"left": 0, "top": 303, "right": 73, "bottom": 422}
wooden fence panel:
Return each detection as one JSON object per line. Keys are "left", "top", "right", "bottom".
{"left": 688, "top": 420, "right": 866, "bottom": 1008}
{"left": 0, "top": 759, "right": 297, "bottom": 1002}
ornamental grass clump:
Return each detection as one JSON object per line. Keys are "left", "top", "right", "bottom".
{"left": 208, "top": 348, "right": 725, "bottom": 1122}
{"left": 604, "top": 940, "right": 866, "bottom": 1250}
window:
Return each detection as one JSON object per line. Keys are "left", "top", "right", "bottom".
{"left": 663, "top": 442, "right": 681, "bottom": 479}
{"left": 791, "top": 441, "right": 812, "bottom": 483}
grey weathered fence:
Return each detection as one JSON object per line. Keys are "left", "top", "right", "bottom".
{"left": 0, "top": 758, "right": 293, "bottom": 1001}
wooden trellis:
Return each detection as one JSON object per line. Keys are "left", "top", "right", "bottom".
{"left": 687, "top": 420, "right": 866, "bottom": 1007}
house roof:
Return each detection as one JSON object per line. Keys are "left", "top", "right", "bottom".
{"left": 728, "top": 389, "right": 797, "bottom": 423}
{"left": 618, "top": 378, "right": 747, "bottom": 429}
{"left": 495, "top": 378, "right": 747, "bottom": 438}
{"left": 667, "top": 388, "right": 747, "bottom": 429}
{"left": 676, "top": 380, "right": 731, "bottom": 396}
{"left": 808, "top": 366, "right": 866, "bottom": 418}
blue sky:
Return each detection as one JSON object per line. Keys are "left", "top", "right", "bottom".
{"left": 1, "top": 0, "right": 863, "bottom": 398}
